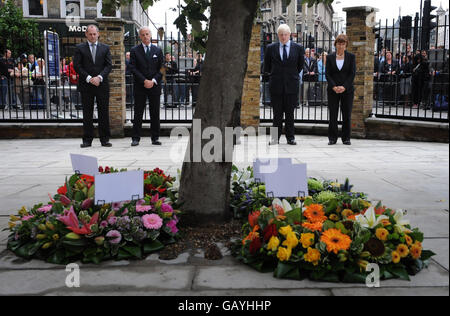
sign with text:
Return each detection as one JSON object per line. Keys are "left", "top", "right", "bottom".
{"left": 253, "top": 158, "right": 292, "bottom": 183}
{"left": 44, "top": 30, "right": 60, "bottom": 81}
{"left": 70, "top": 154, "right": 98, "bottom": 176}
{"left": 95, "top": 170, "right": 144, "bottom": 204}
{"left": 265, "top": 163, "right": 308, "bottom": 198}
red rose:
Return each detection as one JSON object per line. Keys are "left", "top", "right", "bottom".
{"left": 249, "top": 237, "right": 262, "bottom": 255}
{"left": 263, "top": 223, "right": 278, "bottom": 242}
{"left": 105, "top": 166, "right": 111, "bottom": 173}
{"left": 98, "top": 166, "right": 104, "bottom": 173}
{"left": 57, "top": 184, "right": 67, "bottom": 195}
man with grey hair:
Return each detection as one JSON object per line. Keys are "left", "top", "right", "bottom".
{"left": 263, "top": 24, "right": 304, "bottom": 145}
{"left": 128, "top": 26, "right": 164, "bottom": 146}
{"left": 73, "top": 24, "right": 112, "bottom": 148}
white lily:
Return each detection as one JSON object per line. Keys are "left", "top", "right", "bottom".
{"left": 393, "top": 209, "right": 411, "bottom": 233}
{"left": 169, "top": 169, "right": 181, "bottom": 192}
{"left": 272, "top": 198, "right": 293, "bottom": 214}
{"left": 355, "top": 207, "right": 389, "bottom": 229}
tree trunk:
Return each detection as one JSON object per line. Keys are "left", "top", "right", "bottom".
{"left": 178, "top": 0, "right": 259, "bottom": 223}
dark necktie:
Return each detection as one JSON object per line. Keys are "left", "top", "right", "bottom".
{"left": 145, "top": 45, "right": 151, "bottom": 58}
{"left": 91, "top": 44, "right": 96, "bottom": 63}
{"left": 283, "top": 45, "right": 288, "bottom": 62}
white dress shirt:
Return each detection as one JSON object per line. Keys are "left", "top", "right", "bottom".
{"left": 86, "top": 41, "right": 103, "bottom": 84}
{"left": 279, "top": 40, "right": 291, "bottom": 61}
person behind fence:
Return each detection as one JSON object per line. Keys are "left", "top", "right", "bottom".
{"left": 189, "top": 52, "right": 203, "bottom": 107}
{"left": 13, "top": 61, "right": 29, "bottom": 109}
{"left": 73, "top": 24, "right": 113, "bottom": 148}
{"left": 0, "top": 50, "right": 9, "bottom": 109}
{"left": 2, "top": 49, "right": 17, "bottom": 108}
{"left": 66, "top": 59, "right": 81, "bottom": 110}
{"left": 128, "top": 26, "right": 164, "bottom": 147}
{"left": 303, "top": 48, "right": 318, "bottom": 106}
{"left": 325, "top": 34, "right": 356, "bottom": 146}
{"left": 263, "top": 24, "right": 305, "bottom": 146}
{"left": 317, "top": 52, "right": 328, "bottom": 106}
{"left": 411, "top": 53, "right": 430, "bottom": 109}
{"left": 31, "top": 58, "right": 46, "bottom": 109}
{"left": 380, "top": 51, "right": 399, "bottom": 104}
{"left": 399, "top": 54, "right": 413, "bottom": 106}
{"left": 163, "top": 52, "right": 179, "bottom": 107}
{"left": 125, "top": 51, "right": 132, "bottom": 106}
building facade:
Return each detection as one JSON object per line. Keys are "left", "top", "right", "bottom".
{"left": 16, "top": 0, "right": 149, "bottom": 56}
{"left": 260, "top": 0, "right": 334, "bottom": 52}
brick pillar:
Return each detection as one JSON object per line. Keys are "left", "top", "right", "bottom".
{"left": 96, "top": 18, "right": 126, "bottom": 138}
{"left": 241, "top": 23, "right": 261, "bottom": 128}
{"left": 343, "top": 7, "right": 378, "bottom": 138}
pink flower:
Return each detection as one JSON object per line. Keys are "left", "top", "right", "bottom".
{"left": 166, "top": 219, "right": 179, "bottom": 234}
{"left": 37, "top": 205, "right": 52, "bottom": 214}
{"left": 142, "top": 214, "right": 163, "bottom": 230}
{"left": 106, "top": 230, "right": 122, "bottom": 244}
{"left": 112, "top": 202, "right": 124, "bottom": 211}
{"left": 108, "top": 216, "right": 117, "bottom": 225}
{"left": 57, "top": 206, "right": 79, "bottom": 228}
{"left": 100, "top": 221, "right": 108, "bottom": 228}
{"left": 122, "top": 208, "right": 129, "bottom": 215}
{"left": 22, "top": 215, "right": 35, "bottom": 221}
{"left": 136, "top": 205, "right": 152, "bottom": 213}
{"left": 161, "top": 203, "right": 174, "bottom": 213}
{"left": 136, "top": 199, "right": 146, "bottom": 206}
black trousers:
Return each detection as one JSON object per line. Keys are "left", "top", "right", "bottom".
{"left": 81, "top": 89, "right": 110, "bottom": 144}
{"left": 327, "top": 90, "right": 354, "bottom": 142}
{"left": 271, "top": 93, "right": 296, "bottom": 141}
{"left": 132, "top": 93, "right": 160, "bottom": 142}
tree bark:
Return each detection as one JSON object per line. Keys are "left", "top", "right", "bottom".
{"left": 178, "top": 0, "right": 259, "bottom": 223}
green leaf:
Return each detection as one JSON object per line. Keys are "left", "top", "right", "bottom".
{"left": 420, "top": 250, "right": 435, "bottom": 261}
{"left": 46, "top": 250, "right": 65, "bottom": 265}
{"left": 322, "top": 220, "right": 335, "bottom": 231}
{"left": 389, "top": 266, "right": 411, "bottom": 281}
{"left": 62, "top": 239, "right": 87, "bottom": 247}
{"left": 410, "top": 230, "right": 424, "bottom": 243}
{"left": 273, "top": 262, "right": 301, "bottom": 280}
{"left": 117, "top": 249, "right": 133, "bottom": 260}
{"left": 74, "top": 191, "right": 85, "bottom": 202}
{"left": 143, "top": 240, "right": 164, "bottom": 254}
{"left": 342, "top": 271, "right": 367, "bottom": 283}
{"left": 286, "top": 208, "right": 302, "bottom": 224}
{"left": 122, "top": 245, "right": 142, "bottom": 259}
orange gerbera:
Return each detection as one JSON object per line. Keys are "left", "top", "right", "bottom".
{"left": 242, "top": 225, "right": 260, "bottom": 245}
{"left": 320, "top": 228, "right": 352, "bottom": 254}
{"left": 302, "top": 221, "right": 323, "bottom": 232}
{"left": 304, "top": 204, "right": 327, "bottom": 223}
{"left": 404, "top": 234, "right": 413, "bottom": 246}
{"left": 397, "top": 244, "right": 409, "bottom": 258}
{"left": 410, "top": 243, "right": 422, "bottom": 260}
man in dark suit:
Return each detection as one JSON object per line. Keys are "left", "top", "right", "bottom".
{"left": 263, "top": 24, "right": 304, "bottom": 145}
{"left": 73, "top": 24, "right": 112, "bottom": 148}
{"left": 303, "top": 48, "right": 318, "bottom": 106}
{"left": 128, "top": 27, "right": 164, "bottom": 146}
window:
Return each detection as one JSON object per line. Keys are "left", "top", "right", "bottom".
{"left": 97, "top": 0, "right": 121, "bottom": 18}
{"left": 282, "top": 0, "right": 287, "bottom": 14}
{"left": 296, "top": 24, "right": 302, "bottom": 33}
{"left": 60, "top": 0, "right": 85, "bottom": 18}
{"left": 297, "top": 0, "right": 302, "bottom": 13}
{"left": 22, "top": 0, "right": 48, "bottom": 17}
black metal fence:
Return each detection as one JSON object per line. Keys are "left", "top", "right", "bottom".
{"left": 0, "top": 30, "right": 200, "bottom": 123}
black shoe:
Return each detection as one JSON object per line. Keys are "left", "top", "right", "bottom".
{"left": 269, "top": 140, "right": 279, "bottom": 146}
{"left": 131, "top": 140, "right": 140, "bottom": 147}
{"left": 101, "top": 142, "right": 112, "bottom": 147}
{"left": 80, "top": 142, "right": 92, "bottom": 148}
{"left": 152, "top": 140, "right": 162, "bottom": 146}
{"left": 328, "top": 140, "right": 337, "bottom": 145}
{"left": 343, "top": 140, "right": 352, "bottom": 145}
{"left": 287, "top": 140, "right": 297, "bottom": 146}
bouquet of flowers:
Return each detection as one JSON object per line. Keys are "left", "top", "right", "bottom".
{"left": 232, "top": 177, "right": 435, "bottom": 283}
{"left": 6, "top": 167, "right": 181, "bottom": 265}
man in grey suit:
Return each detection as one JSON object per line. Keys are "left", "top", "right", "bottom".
{"left": 73, "top": 24, "right": 112, "bottom": 148}
{"left": 263, "top": 24, "right": 304, "bottom": 145}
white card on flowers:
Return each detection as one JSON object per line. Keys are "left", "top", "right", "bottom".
{"left": 70, "top": 153, "right": 99, "bottom": 176}
{"left": 265, "top": 163, "right": 308, "bottom": 198}
{"left": 253, "top": 158, "right": 292, "bottom": 182}
{"left": 95, "top": 170, "right": 144, "bottom": 204}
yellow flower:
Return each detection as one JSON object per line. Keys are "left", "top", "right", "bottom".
{"left": 10, "top": 215, "right": 20, "bottom": 222}
{"left": 304, "top": 247, "right": 321, "bottom": 266}
{"left": 341, "top": 209, "right": 354, "bottom": 218}
{"left": 282, "top": 232, "right": 299, "bottom": 249}
{"left": 410, "top": 243, "right": 422, "bottom": 260}
{"left": 279, "top": 225, "right": 293, "bottom": 237}
{"left": 52, "top": 234, "right": 59, "bottom": 241}
{"left": 277, "top": 247, "right": 292, "bottom": 262}
{"left": 329, "top": 214, "right": 340, "bottom": 222}
{"left": 375, "top": 228, "right": 389, "bottom": 241}
{"left": 392, "top": 251, "right": 401, "bottom": 264}
{"left": 397, "top": 244, "right": 409, "bottom": 258}
{"left": 267, "top": 236, "right": 280, "bottom": 252}
{"left": 8, "top": 222, "right": 16, "bottom": 229}
{"left": 19, "top": 206, "right": 28, "bottom": 216}
{"left": 404, "top": 234, "right": 413, "bottom": 246}
{"left": 300, "top": 233, "right": 315, "bottom": 249}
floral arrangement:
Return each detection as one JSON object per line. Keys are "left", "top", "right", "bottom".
{"left": 6, "top": 167, "right": 181, "bottom": 265}
{"left": 231, "top": 173, "right": 435, "bottom": 283}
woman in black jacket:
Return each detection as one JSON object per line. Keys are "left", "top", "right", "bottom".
{"left": 325, "top": 34, "right": 356, "bottom": 145}
{"left": 399, "top": 55, "right": 413, "bottom": 106}
{"left": 411, "top": 53, "right": 430, "bottom": 108}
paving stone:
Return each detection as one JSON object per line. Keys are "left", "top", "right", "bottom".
{"left": 331, "top": 287, "right": 449, "bottom": 296}
{"left": 0, "top": 265, "right": 196, "bottom": 295}
{"left": 193, "top": 262, "right": 448, "bottom": 290}
{"left": 423, "top": 238, "right": 450, "bottom": 271}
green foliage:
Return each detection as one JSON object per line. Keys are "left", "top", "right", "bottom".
{"left": 0, "top": 0, "right": 40, "bottom": 57}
